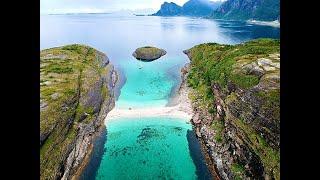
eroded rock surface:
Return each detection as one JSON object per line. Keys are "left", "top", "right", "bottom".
{"left": 184, "top": 39, "right": 280, "bottom": 180}
{"left": 40, "top": 44, "right": 118, "bottom": 180}
{"left": 132, "top": 46, "right": 166, "bottom": 61}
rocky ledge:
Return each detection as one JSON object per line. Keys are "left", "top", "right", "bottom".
{"left": 40, "top": 44, "right": 118, "bottom": 180}
{"left": 132, "top": 46, "right": 166, "bottom": 61}
{"left": 183, "top": 39, "right": 280, "bottom": 180}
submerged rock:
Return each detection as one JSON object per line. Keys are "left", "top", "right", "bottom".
{"left": 132, "top": 46, "right": 166, "bottom": 61}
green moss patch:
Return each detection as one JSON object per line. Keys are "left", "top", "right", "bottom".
{"left": 186, "top": 39, "right": 280, "bottom": 179}
{"left": 40, "top": 44, "right": 112, "bottom": 179}
{"left": 231, "top": 163, "right": 246, "bottom": 180}
{"left": 133, "top": 46, "right": 166, "bottom": 61}
{"left": 210, "top": 120, "right": 225, "bottom": 143}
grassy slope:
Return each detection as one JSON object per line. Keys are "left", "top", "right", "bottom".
{"left": 40, "top": 44, "right": 110, "bottom": 179}
{"left": 186, "top": 38, "right": 280, "bottom": 179}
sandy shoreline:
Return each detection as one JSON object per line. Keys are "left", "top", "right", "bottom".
{"left": 105, "top": 103, "right": 192, "bottom": 121}
{"left": 105, "top": 69, "right": 193, "bottom": 122}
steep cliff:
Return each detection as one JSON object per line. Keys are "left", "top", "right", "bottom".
{"left": 152, "top": 0, "right": 222, "bottom": 16}
{"left": 182, "top": 0, "right": 222, "bottom": 16}
{"left": 152, "top": 2, "right": 183, "bottom": 16}
{"left": 183, "top": 39, "right": 280, "bottom": 180}
{"left": 212, "top": 0, "right": 280, "bottom": 21}
{"left": 40, "top": 44, "right": 118, "bottom": 180}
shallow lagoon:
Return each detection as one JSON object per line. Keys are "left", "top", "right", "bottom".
{"left": 95, "top": 117, "right": 210, "bottom": 179}
{"left": 41, "top": 14, "right": 279, "bottom": 179}
{"left": 41, "top": 14, "right": 279, "bottom": 108}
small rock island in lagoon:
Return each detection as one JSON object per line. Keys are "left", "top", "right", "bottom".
{"left": 132, "top": 46, "right": 166, "bottom": 61}
{"left": 40, "top": 39, "right": 280, "bottom": 180}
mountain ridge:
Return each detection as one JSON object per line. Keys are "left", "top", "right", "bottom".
{"left": 212, "top": 0, "right": 280, "bottom": 21}
{"left": 152, "top": 0, "right": 222, "bottom": 17}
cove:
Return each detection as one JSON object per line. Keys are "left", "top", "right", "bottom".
{"left": 41, "top": 14, "right": 279, "bottom": 179}
{"left": 96, "top": 117, "right": 211, "bottom": 179}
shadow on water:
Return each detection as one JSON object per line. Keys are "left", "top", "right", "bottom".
{"left": 79, "top": 128, "right": 107, "bottom": 180}
{"left": 187, "top": 130, "right": 213, "bottom": 180}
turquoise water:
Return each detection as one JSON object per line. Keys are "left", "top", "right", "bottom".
{"left": 116, "top": 55, "right": 185, "bottom": 108}
{"left": 41, "top": 14, "right": 279, "bottom": 180}
{"left": 95, "top": 117, "right": 199, "bottom": 179}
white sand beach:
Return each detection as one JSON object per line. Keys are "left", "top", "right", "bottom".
{"left": 105, "top": 76, "right": 193, "bottom": 122}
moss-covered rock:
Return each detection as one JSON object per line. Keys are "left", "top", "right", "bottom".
{"left": 184, "top": 39, "right": 280, "bottom": 180}
{"left": 40, "top": 44, "right": 118, "bottom": 180}
{"left": 132, "top": 46, "right": 166, "bottom": 61}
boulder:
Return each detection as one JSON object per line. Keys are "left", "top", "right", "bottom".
{"left": 132, "top": 46, "right": 166, "bottom": 61}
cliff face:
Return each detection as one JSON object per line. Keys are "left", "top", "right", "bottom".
{"left": 212, "top": 0, "right": 280, "bottom": 21}
{"left": 152, "top": 0, "right": 222, "bottom": 17}
{"left": 182, "top": 0, "right": 221, "bottom": 16}
{"left": 183, "top": 39, "right": 280, "bottom": 180}
{"left": 152, "top": 2, "right": 183, "bottom": 16}
{"left": 40, "top": 44, "right": 118, "bottom": 180}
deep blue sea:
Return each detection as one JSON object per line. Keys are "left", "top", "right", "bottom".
{"left": 41, "top": 14, "right": 279, "bottom": 180}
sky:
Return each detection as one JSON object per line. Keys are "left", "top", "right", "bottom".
{"left": 40, "top": 0, "right": 224, "bottom": 14}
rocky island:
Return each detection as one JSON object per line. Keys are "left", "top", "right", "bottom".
{"left": 132, "top": 46, "right": 166, "bottom": 61}
{"left": 182, "top": 39, "right": 280, "bottom": 180}
{"left": 40, "top": 44, "right": 118, "bottom": 180}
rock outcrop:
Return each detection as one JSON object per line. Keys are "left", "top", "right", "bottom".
{"left": 40, "top": 44, "right": 118, "bottom": 180}
{"left": 132, "top": 46, "right": 166, "bottom": 61}
{"left": 183, "top": 39, "right": 280, "bottom": 180}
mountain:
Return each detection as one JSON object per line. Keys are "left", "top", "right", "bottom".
{"left": 212, "top": 0, "right": 280, "bottom": 21}
{"left": 152, "top": 0, "right": 222, "bottom": 17}
{"left": 182, "top": 0, "right": 221, "bottom": 16}
{"left": 152, "top": 2, "right": 183, "bottom": 16}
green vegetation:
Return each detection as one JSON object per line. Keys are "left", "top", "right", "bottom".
{"left": 231, "top": 163, "right": 246, "bottom": 180}
{"left": 40, "top": 44, "right": 112, "bottom": 180}
{"left": 187, "top": 38, "right": 279, "bottom": 101}
{"left": 230, "top": 73, "right": 259, "bottom": 89}
{"left": 210, "top": 120, "right": 224, "bottom": 143}
{"left": 232, "top": 117, "right": 280, "bottom": 180}
{"left": 255, "top": 89, "right": 280, "bottom": 121}
{"left": 186, "top": 39, "right": 280, "bottom": 179}
{"left": 133, "top": 46, "right": 166, "bottom": 61}
{"left": 212, "top": 0, "right": 279, "bottom": 21}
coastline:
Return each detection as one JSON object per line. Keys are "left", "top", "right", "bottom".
{"left": 69, "top": 65, "right": 119, "bottom": 180}
{"left": 105, "top": 73, "right": 193, "bottom": 121}
{"left": 179, "top": 63, "right": 222, "bottom": 180}
{"left": 247, "top": 20, "right": 280, "bottom": 28}
{"left": 71, "top": 125, "right": 105, "bottom": 180}
{"left": 105, "top": 62, "right": 222, "bottom": 179}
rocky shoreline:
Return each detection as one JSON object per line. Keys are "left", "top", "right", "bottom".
{"left": 69, "top": 124, "right": 105, "bottom": 180}
{"left": 62, "top": 65, "right": 118, "bottom": 180}
{"left": 40, "top": 45, "right": 119, "bottom": 180}
{"left": 178, "top": 63, "right": 221, "bottom": 180}
{"left": 182, "top": 39, "right": 280, "bottom": 180}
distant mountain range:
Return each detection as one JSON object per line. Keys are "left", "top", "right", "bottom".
{"left": 211, "top": 0, "right": 280, "bottom": 21}
{"left": 152, "top": 0, "right": 222, "bottom": 17}
{"left": 152, "top": 0, "right": 279, "bottom": 21}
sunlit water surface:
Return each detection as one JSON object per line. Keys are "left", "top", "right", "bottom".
{"left": 41, "top": 14, "right": 279, "bottom": 180}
